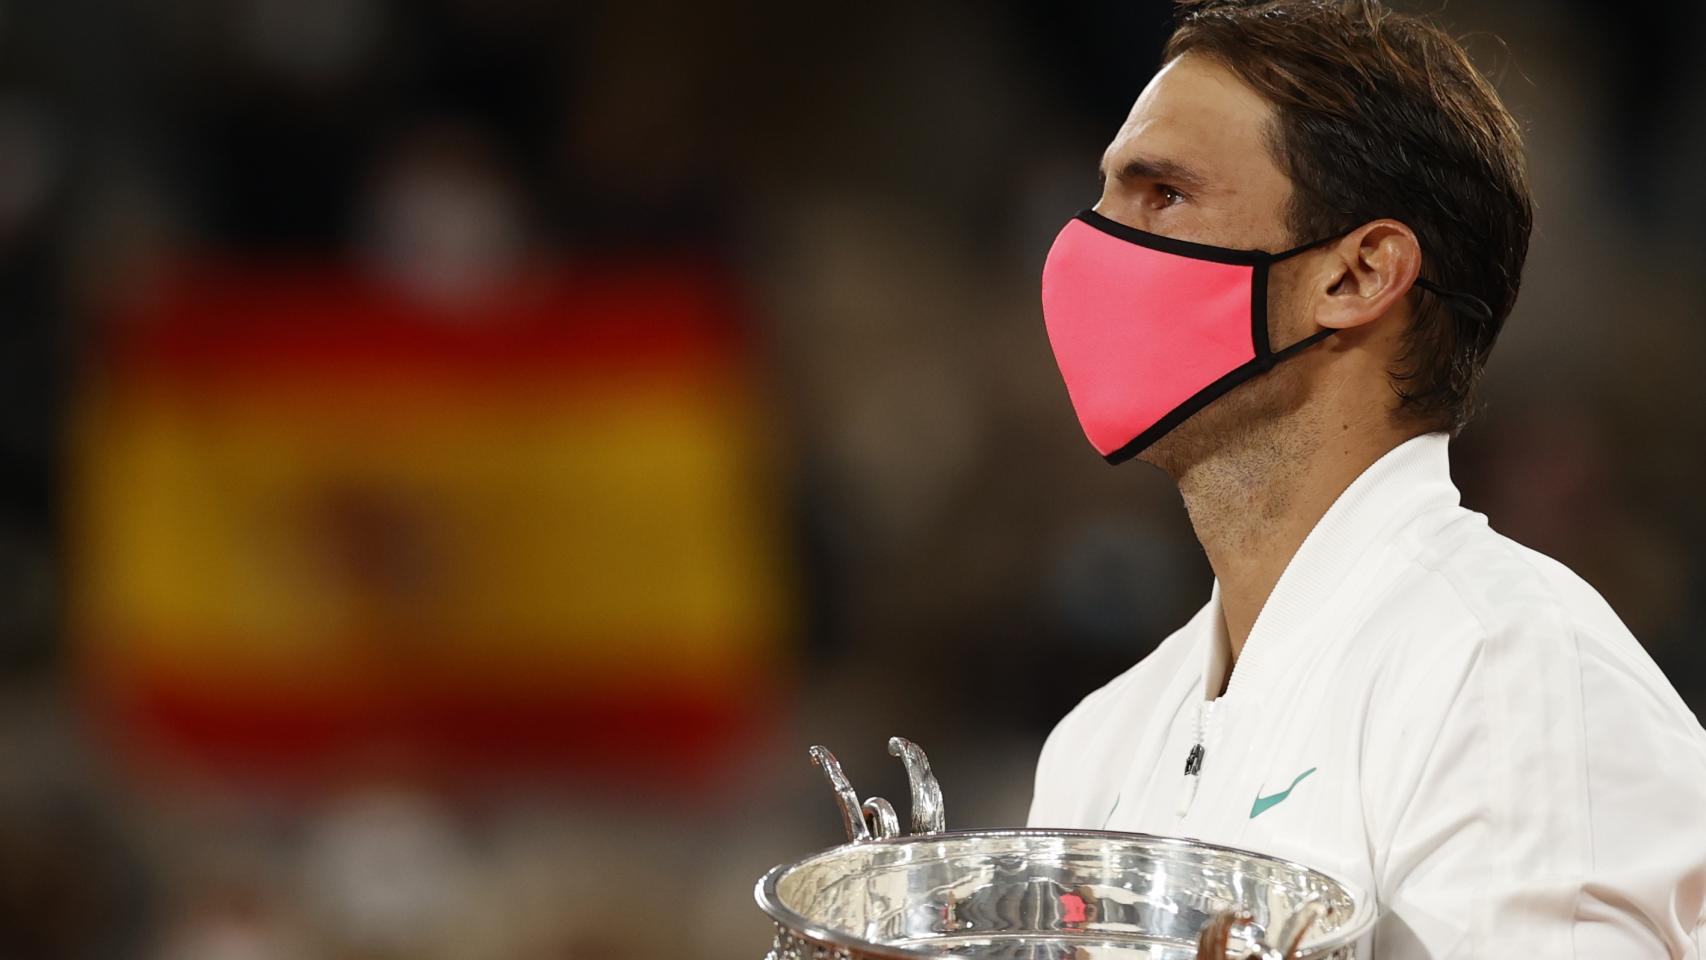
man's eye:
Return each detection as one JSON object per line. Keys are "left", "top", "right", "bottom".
{"left": 1156, "top": 185, "right": 1186, "bottom": 207}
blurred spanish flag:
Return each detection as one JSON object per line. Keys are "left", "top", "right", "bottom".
{"left": 69, "top": 258, "right": 790, "bottom": 789}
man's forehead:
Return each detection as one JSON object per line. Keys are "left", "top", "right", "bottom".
{"left": 1100, "top": 55, "right": 1278, "bottom": 186}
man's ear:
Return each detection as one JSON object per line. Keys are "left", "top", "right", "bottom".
{"left": 1310, "top": 219, "right": 1424, "bottom": 331}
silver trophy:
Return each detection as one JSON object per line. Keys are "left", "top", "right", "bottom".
{"left": 755, "top": 738, "right": 1376, "bottom": 959}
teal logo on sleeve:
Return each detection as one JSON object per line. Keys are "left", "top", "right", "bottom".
{"left": 1249, "top": 767, "right": 1317, "bottom": 818}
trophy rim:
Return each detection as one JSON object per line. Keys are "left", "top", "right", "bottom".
{"left": 752, "top": 827, "right": 1379, "bottom": 959}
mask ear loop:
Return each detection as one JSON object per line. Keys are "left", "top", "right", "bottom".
{"left": 1260, "top": 234, "right": 1496, "bottom": 357}
{"left": 1251, "top": 234, "right": 1349, "bottom": 368}
{"left": 1262, "top": 276, "right": 1494, "bottom": 366}
{"left": 1414, "top": 277, "right": 1495, "bottom": 323}
{"left": 1266, "top": 324, "right": 1338, "bottom": 364}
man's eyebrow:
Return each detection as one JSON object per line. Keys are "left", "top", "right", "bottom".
{"left": 1097, "top": 154, "right": 1211, "bottom": 190}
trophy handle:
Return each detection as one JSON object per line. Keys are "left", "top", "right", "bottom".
{"left": 1265, "top": 899, "right": 1327, "bottom": 958}
{"left": 888, "top": 736, "right": 946, "bottom": 835}
{"left": 809, "top": 745, "right": 871, "bottom": 843}
{"left": 861, "top": 796, "right": 901, "bottom": 839}
{"left": 1195, "top": 909, "right": 1250, "bottom": 958}
{"left": 1195, "top": 898, "right": 1326, "bottom": 959}
{"left": 809, "top": 737, "right": 944, "bottom": 844}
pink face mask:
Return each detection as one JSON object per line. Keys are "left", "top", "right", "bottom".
{"left": 1041, "top": 209, "right": 1488, "bottom": 463}
{"left": 1040, "top": 209, "right": 1342, "bottom": 463}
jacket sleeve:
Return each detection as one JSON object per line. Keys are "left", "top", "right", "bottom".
{"left": 1027, "top": 684, "right": 1107, "bottom": 828}
{"left": 1363, "top": 610, "right": 1706, "bottom": 958}
{"left": 1027, "top": 714, "right": 1066, "bottom": 826}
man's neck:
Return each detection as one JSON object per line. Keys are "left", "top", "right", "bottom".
{"left": 1177, "top": 418, "right": 1420, "bottom": 671}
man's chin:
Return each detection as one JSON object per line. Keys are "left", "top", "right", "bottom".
{"left": 1133, "top": 423, "right": 1203, "bottom": 480}
{"left": 1136, "top": 360, "right": 1316, "bottom": 480}
{"left": 1135, "top": 401, "right": 1273, "bottom": 481}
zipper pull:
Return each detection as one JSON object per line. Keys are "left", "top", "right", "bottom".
{"left": 1177, "top": 699, "right": 1214, "bottom": 819}
{"left": 1185, "top": 743, "right": 1205, "bottom": 775}
{"left": 1176, "top": 742, "right": 1205, "bottom": 817}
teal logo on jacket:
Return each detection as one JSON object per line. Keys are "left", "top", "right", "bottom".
{"left": 1250, "top": 767, "right": 1317, "bottom": 818}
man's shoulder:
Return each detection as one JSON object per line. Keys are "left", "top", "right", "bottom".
{"left": 1353, "top": 506, "right": 1623, "bottom": 652}
{"left": 1368, "top": 508, "right": 1702, "bottom": 735}
{"left": 1407, "top": 510, "right": 1626, "bottom": 639}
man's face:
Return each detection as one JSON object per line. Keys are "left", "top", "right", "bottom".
{"left": 1094, "top": 53, "right": 1317, "bottom": 473}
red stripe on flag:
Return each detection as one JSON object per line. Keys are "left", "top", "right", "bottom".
{"left": 87, "top": 662, "right": 780, "bottom": 789}
{"left": 104, "top": 259, "right": 751, "bottom": 387}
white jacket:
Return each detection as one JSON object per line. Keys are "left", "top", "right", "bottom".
{"left": 1028, "top": 432, "right": 1706, "bottom": 957}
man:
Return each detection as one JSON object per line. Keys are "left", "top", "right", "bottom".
{"left": 1028, "top": 1, "right": 1706, "bottom": 956}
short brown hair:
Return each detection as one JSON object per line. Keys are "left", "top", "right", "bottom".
{"left": 1165, "top": 0, "right": 1533, "bottom": 432}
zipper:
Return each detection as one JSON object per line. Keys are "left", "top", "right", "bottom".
{"left": 1176, "top": 699, "right": 1215, "bottom": 818}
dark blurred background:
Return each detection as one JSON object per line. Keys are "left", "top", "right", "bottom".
{"left": 0, "top": 1, "right": 1703, "bottom": 957}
